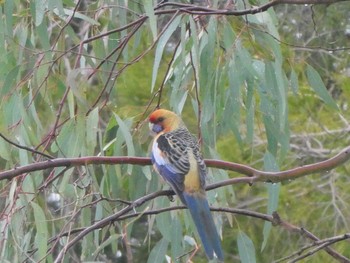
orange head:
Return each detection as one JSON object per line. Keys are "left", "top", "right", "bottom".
{"left": 149, "top": 109, "right": 183, "bottom": 134}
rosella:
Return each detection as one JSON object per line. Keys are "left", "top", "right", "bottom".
{"left": 149, "top": 109, "right": 224, "bottom": 261}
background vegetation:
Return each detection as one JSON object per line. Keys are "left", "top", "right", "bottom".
{"left": 0, "top": 0, "right": 350, "bottom": 262}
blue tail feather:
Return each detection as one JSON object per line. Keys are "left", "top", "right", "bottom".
{"left": 183, "top": 193, "right": 224, "bottom": 261}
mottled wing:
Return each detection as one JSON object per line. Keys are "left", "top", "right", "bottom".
{"left": 151, "top": 127, "right": 207, "bottom": 200}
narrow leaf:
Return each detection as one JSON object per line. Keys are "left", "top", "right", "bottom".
{"left": 147, "top": 237, "right": 169, "bottom": 263}
{"left": 170, "top": 218, "right": 183, "bottom": 259}
{"left": 114, "top": 114, "right": 135, "bottom": 173}
{"left": 156, "top": 197, "right": 172, "bottom": 241}
{"left": 93, "top": 234, "right": 121, "bottom": 258}
{"left": 144, "top": 0, "right": 157, "bottom": 40}
{"left": 1, "top": 65, "right": 19, "bottom": 96}
{"left": 306, "top": 65, "right": 338, "bottom": 110}
{"left": 35, "top": 0, "right": 46, "bottom": 26}
{"left": 31, "top": 202, "right": 48, "bottom": 261}
{"left": 290, "top": 69, "right": 299, "bottom": 94}
{"left": 86, "top": 107, "right": 99, "bottom": 153}
{"left": 151, "top": 15, "right": 182, "bottom": 92}
{"left": 53, "top": 8, "right": 99, "bottom": 25}
{"left": 262, "top": 152, "right": 280, "bottom": 250}
{"left": 237, "top": 231, "right": 256, "bottom": 263}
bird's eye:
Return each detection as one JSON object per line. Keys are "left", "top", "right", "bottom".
{"left": 158, "top": 117, "right": 164, "bottom": 122}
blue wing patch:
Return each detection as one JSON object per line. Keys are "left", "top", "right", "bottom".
{"left": 151, "top": 151, "right": 187, "bottom": 204}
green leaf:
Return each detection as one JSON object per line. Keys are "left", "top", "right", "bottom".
{"left": 222, "top": 23, "right": 236, "bottom": 51}
{"left": 86, "top": 107, "right": 99, "bottom": 153}
{"left": 142, "top": 166, "right": 152, "bottom": 180}
{"left": 4, "top": 0, "right": 14, "bottom": 35}
{"left": 48, "top": 0, "right": 65, "bottom": 16}
{"left": 1, "top": 65, "right": 20, "bottom": 97}
{"left": 67, "top": 89, "right": 75, "bottom": 119}
{"left": 170, "top": 218, "right": 183, "bottom": 260}
{"left": 31, "top": 202, "right": 48, "bottom": 261}
{"left": 114, "top": 114, "right": 135, "bottom": 173}
{"left": 262, "top": 152, "right": 280, "bottom": 250}
{"left": 17, "top": 128, "right": 29, "bottom": 166}
{"left": 0, "top": 135, "right": 11, "bottom": 161}
{"left": 35, "top": 0, "right": 47, "bottom": 26}
{"left": 0, "top": 7, "right": 5, "bottom": 52}
{"left": 237, "top": 231, "right": 256, "bottom": 263}
{"left": 28, "top": 87, "right": 43, "bottom": 132}
{"left": 245, "top": 79, "right": 255, "bottom": 145}
{"left": 92, "top": 233, "right": 121, "bottom": 259}
{"left": 151, "top": 15, "right": 182, "bottom": 92}
{"left": 236, "top": 44, "right": 258, "bottom": 79}
{"left": 273, "top": 61, "right": 288, "bottom": 131}
{"left": 53, "top": 8, "right": 99, "bottom": 25}
{"left": 250, "top": 10, "right": 280, "bottom": 40}
{"left": 144, "top": 0, "right": 157, "bottom": 41}
{"left": 290, "top": 69, "right": 299, "bottom": 94}
{"left": 117, "top": 0, "right": 128, "bottom": 60}
{"left": 81, "top": 204, "right": 95, "bottom": 259}
{"left": 189, "top": 15, "right": 200, "bottom": 79}
{"left": 176, "top": 90, "right": 188, "bottom": 113}
{"left": 37, "top": 19, "right": 50, "bottom": 49}
{"left": 147, "top": 237, "right": 169, "bottom": 263}
{"left": 52, "top": 119, "right": 82, "bottom": 157}
{"left": 306, "top": 65, "right": 338, "bottom": 110}
{"left": 156, "top": 197, "right": 172, "bottom": 241}
{"left": 15, "top": 22, "right": 28, "bottom": 65}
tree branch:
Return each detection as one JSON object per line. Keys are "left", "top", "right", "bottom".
{"left": 154, "top": 0, "right": 348, "bottom": 16}
{"left": 50, "top": 202, "right": 350, "bottom": 263}
{"left": 1, "top": 145, "right": 349, "bottom": 183}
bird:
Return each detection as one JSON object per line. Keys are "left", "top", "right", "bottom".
{"left": 149, "top": 109, "right": 224, "bottom": 261}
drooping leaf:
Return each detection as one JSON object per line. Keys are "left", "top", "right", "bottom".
{"left": 151, "top": 15, "right": 182, "bottom": 92}
{"left": 262, "top": 152, "right": 280, "bottom": 251}
{"left": 170, "top": 217, "right": 183, "bottom": 260}
{"left": 1, "top": 65, "right": 20, "bottom": 97}
{"left": 35, "top": 0, "right": 47, "bottom": 26}
{"left": 86, "top": 107, "right": 99, "bottom": 154}
{"left": 92, "top": 233, "right": 121, "bottom": 259}
{"left": 306, "top": 64, "right": 338, "bottom": 110}
{"left": 237, "top": 231, "right": 256, "bottom": 263}
{"left": 31, "top": 202, "right": 48, "bottom": 261}
{"left": 114, "top": 114, "right": 135, "bottom": 174}
{"left": 156, "top": 197, "right": 172, "bottom": 241}
{"left": 290, "top": 69, "right": 299, "bottom": 94}
{"left": 144, "top": 0, "right": 157, "bottom": 41}
{"left": 147, "top": 237, "right": 169, "bottom": 263}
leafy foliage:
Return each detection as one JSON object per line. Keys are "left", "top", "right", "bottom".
{"left": 0, "top": 0, "right": 350, "bottom": 262}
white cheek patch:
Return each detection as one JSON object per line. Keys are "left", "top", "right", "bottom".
{"left": 152, "top": 141, "right": 167, "bottom": 165}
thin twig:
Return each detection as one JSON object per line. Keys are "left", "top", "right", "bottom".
{"left": 189, "top": 49, "right": 202, "bottom": 146}
{"left": 0, "top": 132, "right": 54, "bottom": 160}
{"left": 156, "top": 39, "right": 182, "bottom": 108}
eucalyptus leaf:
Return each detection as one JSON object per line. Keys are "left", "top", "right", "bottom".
{"left": 262, "top": 152, "right": 280, "bottom": 250}
{"left": 151, "top": 15, "right": 182, "bottom": 91}
{"left": 35, "top": 0, "right": 47, "bottom": 26}
{"left": 237, "top": 231, "right": 256, "bottom": 263}
{"left": 114, "top": 114, "right": 135, "bottom": 174}
{"left": 31, "top": 202, "right": 48, "bottom": 261}
{"left": 306, "top": 65, "right": 338, "bottom": 110}
{"left": 147, "top": 237, "right": 169, "bottom": 263}
{"left": 144, "top": 0, "right": 157, "bottom": 41}
{"left": 290, "top": 69, "right": 299, "bottom": 94}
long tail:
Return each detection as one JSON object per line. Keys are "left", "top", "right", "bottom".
{"left": 183, "top": 193, "right": 224, "bottom": 261}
